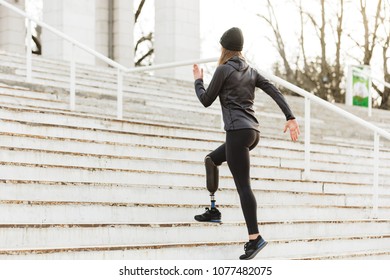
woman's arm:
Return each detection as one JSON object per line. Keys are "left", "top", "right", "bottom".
{"left": 255, "top": 71, "right": 295, "bottom": 121}
{"left": 256, "top": 71, "right": 300, "bottom": 142}
{"left": 193, "top": 64, "right": 226, "bottom": 108}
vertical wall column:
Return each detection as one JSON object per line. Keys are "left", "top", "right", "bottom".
{"left": 0, "top": 0, "right": 26, "bottom": 54}
{"left": 42, "top": 0, "right": 134, "bottom": 67}
{"left": 95, "top": 0, "right": 109, "bottom": 66}
{"left": 42, "top": 0, "right": 96, "bottom": 64}
{"left": 154, "top": 0, "right": 200, "bottom": 81}
{"left": 113, "top": 0, "right": 134, "bottom": 67}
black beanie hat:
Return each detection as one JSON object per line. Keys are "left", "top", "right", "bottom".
{"left": 220, "top": 27, "right": 244, "bottom": 51}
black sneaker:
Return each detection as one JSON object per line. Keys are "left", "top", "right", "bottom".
{"left": 239, "top": 235, "right": 268, "bottom": 260}
{"left": 194, "top": 207, "right": 221, "bottom": 223}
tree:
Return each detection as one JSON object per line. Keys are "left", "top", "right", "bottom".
{"left": 332, "top": 0, "right": 345, "bottom": 103}
{"left": 258, "top": 0, "right": 346, "bottom": 102}
{"left": 359, "top": 0, "right": 382, "bottom": 65}
{"left": 134, "top": 0, "right": 154, "bottom": 67}
{"left": 352, "top": 0, "right": 390, "bottom": 109}
{"left": 32, "top": 25, "right": 42, "bottom": 55}
{"left": 375, "top": 0, "right": 390, "bottom": 109}
{"left": 257, "top": 0, "right": 294, "bottom": 84}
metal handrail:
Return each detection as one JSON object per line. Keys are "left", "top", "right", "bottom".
{"left": 0, "top": 0, "right": 217, "bottom": 119}
{"left": 127, "top": 57, "right": 218, "bottom": 73}
{"left": 0, "top": 0, "right": 126, "bottom": 119}
{"left": 259, "top": 69, "right": 390, "bottom": 218}
{"left": 258, "top": 70, "right": 390, "bottom": 140}
{"left": 0, "top": 0, "right": 127, "bottom": 71}
{"left": 1, "top": 0, "right": 388, "bottom": 218}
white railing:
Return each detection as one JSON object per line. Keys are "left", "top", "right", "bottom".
{"left": 0, "top": 0, "right": 127, "bottom": 118}
{"left": 1, "top": 0, "right": 390, "bottom": 218}
{"left": 259, "top": 70, "right": 390, "bottom": 218}
{"left": 0, "top": 0, "right": 217, "bottom": 120}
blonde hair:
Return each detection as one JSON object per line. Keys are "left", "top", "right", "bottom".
{"left": 218, "top": 47, "right": 244, "bottom": 65}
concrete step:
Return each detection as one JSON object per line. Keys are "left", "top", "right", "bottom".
{"left": 1, "top": 105, "right": 389, "bottom": 160}
{"left": 2, "top": 131, "right": 389, "bottom": 171}
{"left": 0, "top": 85, "right": 63, "bottom": 102}
{"left": 1, "top": 69, "right": 211, "bottom": 109}
{"left": 1, "top": 139, "right": 389, "bottom": 182}
{"left": 1, "top": 75, "right": 389, "bottom": 149}
{"left": 295, "top": 251, "right": 390, "bottom": 260}
{"left": 0, "top": 158, "right": 304, "bottom": 184}
{"left": 3, "top": 63, "right": 390, "bottom": 129}
{"left": 0, "top": 89, "right": 378, "bottom": 147}
{"left": 3, "top": 65, "right": 390, "bottom": 142}
{"left": 3, "top": 158, "right": 390, "bottom": 194}
{"left": 2, "top": 51, "right": 390, "bottom": 261}
{"left": 0, "top": 92, "right": 68, "bottom": 110}
{"left": 5, "top": 54, "right": 390, "bottom": 130}
{"left": 0, "top": 235, "right": 388, "bottom": 260}
{"left": 1, "top": 180, "right": 388, "bottom": 207}
{"left": 0, "top": 220, "right": 388, "bottom": 249}
{"left": 1, "top": 146, "right": 390, "bottom": 186}
{"left": 0, "top": 116, "right": 328, "bottom": 160}
{"left": 3, "top": 51, "right": 390, "bottom": 122}
{"left": 0, "top": 105, "right": 226, "bottom": 142}
{"left": 0, "top": 74, "right": 222, "bottom": 115}
{"left": 1, "top": 74, "right": 216, "bottom": 118}
{"left": 0, "top": 88, "right": 389, "bottom": 150}
{"left": 0, "top": 54, "right": 194, "bottom": 87}
{"left": 0, "top": 200, "right": 387, "bottom": 224}
{"left": 1, "top": 119, "right": 386, "bottom": 187}
{"left": 0, "top": 91, "right": 222, "bottom": 129}
{"left": 0, "top": 55, "right": 195, "bottom": 94}
{"left": 2, "top": 58, "right": 389, "bottom": 125}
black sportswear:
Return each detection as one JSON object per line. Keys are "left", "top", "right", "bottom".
{"left": 194, "top": 56, "right": 295, "bottom": 132}
{"left": 208, "top": 129, "right": 260, "bottom": 234}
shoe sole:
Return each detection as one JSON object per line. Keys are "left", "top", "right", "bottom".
{"left": 240, "top": 241, "right": 268, "bottom": 260}
{"left": 194, "top": 218, "right": 222, "bottom": 223}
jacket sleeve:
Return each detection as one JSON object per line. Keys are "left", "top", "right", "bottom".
{"left": 255, "top": 71, "right": 295, "bottom": 120}
{"left": 194, "top": 66, "right": 226, "bottom": 108}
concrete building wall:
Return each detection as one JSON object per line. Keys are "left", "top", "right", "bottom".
{"left": 1, "top": 0, "right": 200, "bottom": 79}
{"left": 0, "top": 0, "right": 26, "bottom": 54}
{"left": 42, "top": 0, "right": 96, "bottom": 64}
{"left": 42, "top": 0, "right": 134, "bottom": 67}
{"left": 154, "top": 0, "right": 200, "bottom": 81}
{"left": 113, "top": 0, "right": 133, "bottom": 67}
{"left": 95, "top": 1, "right": 109, "bottom": 66}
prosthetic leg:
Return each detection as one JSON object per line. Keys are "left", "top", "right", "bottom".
{"left": 205, "top": 155, "right": 219, "bottom": 209}
{"left": 194, "top": 156, "right": 221, "bottom": 222}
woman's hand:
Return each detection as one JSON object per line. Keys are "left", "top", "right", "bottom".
{"left": 193, "top": 64, "right": 203, "bottom": 80}
{"left": 284, "top": 119, "right": 300, "bottom": 142}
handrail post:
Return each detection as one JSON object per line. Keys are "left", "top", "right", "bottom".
{"left": 26, "top": 18, "right": 32, "bottom": 82}
{"left": 117, "top": 69, "right": 123, "bottom": 120}
{"left": 372, "top": 132, "right": 379, "bottom": 218}
{"left": 304, "top": 97, "right": 311, "bottom": 180}
{"left": 368, "top": 75, "right": 372, "bottom": 117}
{"left": 70, "top": 43, "right": 76, "bottom": 111}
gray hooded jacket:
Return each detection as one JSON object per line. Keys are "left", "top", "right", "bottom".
{"left": 194, "top": 56, "right": 295, "bottom": 132}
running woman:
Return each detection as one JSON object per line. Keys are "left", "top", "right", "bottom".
{"left": 192, "top": 27, "right": 300, "bottom": 260}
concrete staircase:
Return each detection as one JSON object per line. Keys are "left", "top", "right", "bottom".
{"left": 0, "top": 50, "right": 389, "bottom": 260}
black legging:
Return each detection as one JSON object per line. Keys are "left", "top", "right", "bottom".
{"left": 208, "top": 129, "right": 260, "bottom": 235}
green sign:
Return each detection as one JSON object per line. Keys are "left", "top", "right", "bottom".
{"left": 351, "top": 66, "right": 371, "bottom": 107}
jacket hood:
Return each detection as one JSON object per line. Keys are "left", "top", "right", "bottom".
{"left": 226, "top": 56, "right": 249, "bottom": 72}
